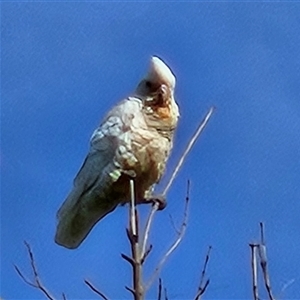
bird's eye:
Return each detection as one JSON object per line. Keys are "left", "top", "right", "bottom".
{"left": 145, "top": 80, "right": 152, "bottom": 88}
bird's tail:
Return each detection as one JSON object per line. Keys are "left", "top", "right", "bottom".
{"left": 55, "top": 190, "right": 117, "bottom": 249}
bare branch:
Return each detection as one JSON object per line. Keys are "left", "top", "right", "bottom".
{"left": 257, "top": 223, "right": 275, "bottom": 300}
{"left": 14, "top": 264, "right": 37, "bottom": 288}
{"left": 84, "top": 280, "right": 109, "bottom": 300}
{"left": 158, "top": 278, "right": 162, "bottom": 300}
{"left": 24, "top": 241, "right": 39, "bottom": 280}
{"left": 141, "top": 202, "right": 159, "bottom": 260}
{"left": 124, "top": 179, "right": 144, "bottom": 300}
{"left": 280, "top": 279, "right": 295, "bottom": 296}
{"left": 168, "top": 214, "right": 180, "bottom": 235}
{"left": 195, "top": 280, "right": 210, "bottom": 300}
{"left": 194, "top": 246, "right": 212, "bottom": 300}
{"left": 258, "top": 244, "right": 275, "bottom": 300}
{"left": 162, "top": 106, "right": 215, "bottom": 196}
{"left": 249, "top": 244, "right": 259, "bottom": 300}
{"left": 164, "top": 287, "right": 169, "bottom": 300}
{"left": 198, "top": 246, "right": 212, "bottom": 289}
{"left": 130, "top": 179, "right": 137, "bottom": 236}
{"left": 125, "top": 228, "right": 136, "bottom": 244}
{"left": 141, "top": 244, "right": 153, "bottom": 265}
{"left": 260, "top": 222, "right": 265, "bottom": 245}
{"left": 121, "top": 253, "right": 135, "bottom": 266}
{"left": 125, "top": 286, "right": 135, "bottom": 296}
{"left": 146, "top": 181, "right": 190, "bottom": 290}
{"left": 14, "top": 242, "right": 55, "bottom": 300}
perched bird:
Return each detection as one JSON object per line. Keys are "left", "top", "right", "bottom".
{"left": 55, "top": 56, "right": 179, "bottom": 249}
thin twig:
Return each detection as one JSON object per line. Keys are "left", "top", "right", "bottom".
{"left": 121, "top": 253, "right": 135, "bottom": 266}
{"left": 168, "top": 214, "right": 180, "bottom": 235}
{"left": 164, "top": 287, "right": 169, "bottom": 300}
{"left": 14, "top": 264, "right": 37, "bottom": 288}
{"left": 280, "top": 279, "right": 295, "bottom": 296}
{"left": 146, "top": 181, "right": 190, "bottom": 290}
{"left": 249, "top": 244, "right": 259, "bottom": 300}
{"left": 158, "top": 278, "right": 162, "bottom": 300}
{"left": 194, "top": 246, "right": 212, "bottom": 300}
{"left": 14, "top": 241, "right": 55, "bottom": 300}
{"left": 198, "top": 246, "right": 212, "bottom": 289}
{"left": 141, "top": 202, "right": 159, "bottom": 261}
{"left": 125, "top": 285, "right": 135, "bottom": 296}
{"left": 260, "top": 222, "right": 265, "bottom": 245}
{"left": 84, "top": 280, "right": 109, "bottom": 300}
{"left": 141, "top": 244, "right": 153, "bottom": 265}
{"left": 195, "top": 280, "right": 210, "bottom": 300}
{"left": 162, "top": 106, "right": 215, "bottom": 197}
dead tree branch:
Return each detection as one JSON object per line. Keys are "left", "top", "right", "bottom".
{"left": 164, "top": 287, "right": 169, "bottom": 300}
{"left": 14, "top": 241, "right": 56, "bottom": 300}
{"left": 122, "top": 179, "right": 144, "bottom": 300}
{"left": 249, "top": 244, "right": 259, "bottom": 300}
{"left": 141, "top": 202, "right": 159, "bottom": 262}
{"left": 157, "top": 278, "right": 162, "bottom": 300}
{"left": 194, "top": 246, "right": 212, "bottom": 300}
{"left": 84, "top": 280, "right": 109, "bottom": 300}
{"left": 249, "top": 223, "right": 276, "bottom": 300}
{"left": 162, "top": 106, "right": 215, "bottom": 197}
{"left": 145, "top": 181, "right": 190, "bottom": 291}
{"left": 258, "top": 223, "right": 275, "bottom": 300}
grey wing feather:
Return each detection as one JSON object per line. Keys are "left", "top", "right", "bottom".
{"left": 55, "top": 133, "right": 119, "bottom": 249}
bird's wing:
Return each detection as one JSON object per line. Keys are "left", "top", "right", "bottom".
{"left": 55, "top": 99, "right": 140, "bottom": 249}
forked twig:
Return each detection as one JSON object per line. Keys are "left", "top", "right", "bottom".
{"left": 194, "top": 246, "right": 212, "bottom": 300}
{"left": 249, "top": 223, "right": 277, "bottom": 300}
{"left": 162, "top": 106, "right": 215, "bottom": 197}
{"left": 194, "top": 280, "right": 210, "bottom": 300}
{"left": 14, "top": 241, "right": 55, "bottom": 300}
{"left": 146, "top": 181, "right": 190, "bottom": 290}
{"left": 168, "top": 214, "right": 180, "bottom": 235}
{"left": 84, "top": 280, "right": 109, "bottom": 300}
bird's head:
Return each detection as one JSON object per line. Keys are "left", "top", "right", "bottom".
{"left": 135, "top": 56, "right": 176, "bottom": 99}
{"left": 135, "top": 56, "right": 179, "bottom": 125}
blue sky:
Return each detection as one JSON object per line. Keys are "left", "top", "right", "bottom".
{"left": 2, "top": 2, "right": 300, "bottom": 299}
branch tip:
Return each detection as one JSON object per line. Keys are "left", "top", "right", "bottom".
{"left": 121, "top": 253, "right": 135, "bottom": 266}
{"left": 84, "top": 279, "right": 109, "bottom": 300}
{"left": 125, "top": 285, "right": 135, "bottom": 296}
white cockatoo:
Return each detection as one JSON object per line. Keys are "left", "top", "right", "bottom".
{"left": 55, "top": 56, "right": 179, "bottom": 249}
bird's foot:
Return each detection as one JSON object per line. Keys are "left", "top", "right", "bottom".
{"left": 141, "top": 194, "right": 167, "bottom": 211}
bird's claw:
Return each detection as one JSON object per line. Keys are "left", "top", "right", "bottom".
{"left": 142, "top": 194, "right": 167, "bottom": 211}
